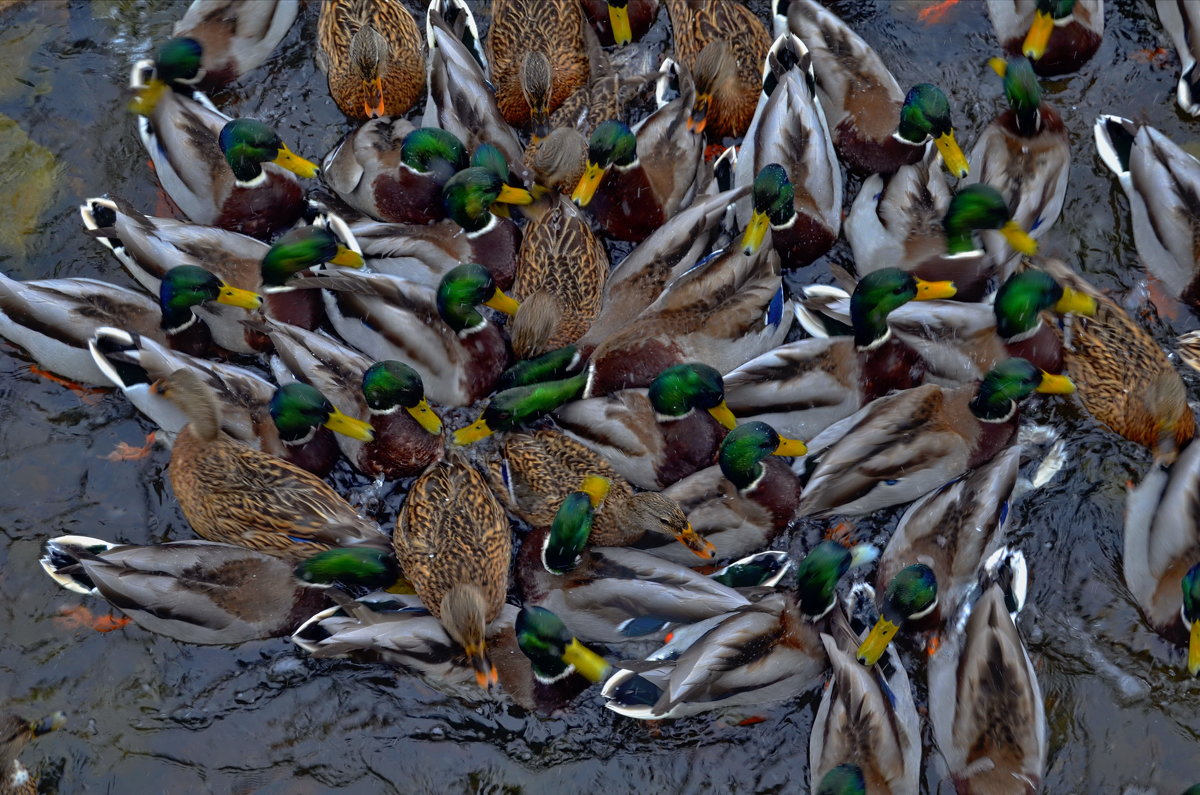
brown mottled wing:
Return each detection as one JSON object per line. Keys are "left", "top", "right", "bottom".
{"left": 487, "top": 0, "right": 589, "bottom": 124}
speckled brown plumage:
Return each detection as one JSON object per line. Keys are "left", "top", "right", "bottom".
{"left": 0, "top": 714, "right": 57, "bottom": 795}
{"left": 487, "top": 0, "right": 590, "bottom": 126}
{"left": 664, "top": 0, "right": 770, "bottom": 139}
{"left": 318, "top": 0, "right": 424, "bottom": 119}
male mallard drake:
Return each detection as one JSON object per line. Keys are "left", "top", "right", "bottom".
{"left": 487, "top": 0, "right": 590, "bottom": 128}
{"left": 266, "top": 321, "right": 444, "bottom": 479}
{"left": 601, "top": 541, "right": 871, "bottom": 718}
{"left": 172, "top": 0, "right": 299, "bottom": 89}
{"left": 153, "top": 368, "right": 385, "bottom": 558}
{"left": 856, "top": 563, "right": 939, "bottom": 666}
{"left": 0, "top": 268, "right": 259, "bottom": 385}
{"left": 1095, "top": 115, "right": 1200, "bottom": 308}
{"left": 0, "top": 711, "right": 64, "bottom": 795}
{"left": 317, "top": 0, "right": 424, "bottom": 119}
{"left": 130, "top": 40, "right": 318, "bottom": 240}
{"left": 777, "top": 0, "right": 969, "bottom": 178}
{"left": 797, "top": 358, "right": 1075, "bottom": 518}
{"left": 453, "top": 371, "right": 587, "bottom": 444}
{"left": 967, "top": 57, "right": 1069, "bottom": 274}
{"left": 809, "top": 620, "right": 921, "bottom": 793}
{"left": 735, "top": 35, "right": 841, "bottom": 271}
{"left": 664, "top": 0, "right": 770, "bottom": 140}
{"left": 442, "top": 165, "right": 535, "bottom": 290}
{"left": 393, "top": 453, "right": 511, "bottom": 689}
{"left": 1124, "top": 440, "right": 1200, "bottom": 676}
{"left": 987, "top": 0, "right": 1103, "bottom": 77}
{"left": 1157, "top": 0, "right": 1200, "bottom": 116}
{"left": 309, "top": 262, "right": 518, "bottom": 407}
{"left": 928, "top": 583, "right": 1046, "bottom": 791}
{"left": 1039, "top": 258, "right": 1195, "bottom": 457}
{"left": 514, "top": 606, "right": 611, "bottom": 689}
{"left": 40, "top": 536, "right": 330, "bottom": 645}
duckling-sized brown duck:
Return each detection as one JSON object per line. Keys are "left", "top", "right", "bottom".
{"left": 317, "top": 0, "right": 424, "bottom": 119}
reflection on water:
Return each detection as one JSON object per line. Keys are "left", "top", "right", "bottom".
{"left": 0, "top": 0, "right": 1197, "bottom": 791}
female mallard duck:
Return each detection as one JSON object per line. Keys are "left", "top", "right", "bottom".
{"left": 172, "top": 0, "right": 299, "bottom": 88}
{"left": 152, "top": 368, "right": 385, "bottom": 558}
{"left": 777, "top": 0, "right": 969, "bottom": 177}
{"left": 797, "top": 358, "right": 1075, "bottom": 518}
{"left": 1095, "top": 115, "right": 1200, "bottom": 308}
{"left": 928, "top": 583, "right": 1046, "bottom": 791}
{"left": 308, "top": 262, "right": 518, "bottom": 407}
{"left": 987, "top": 0, "right": 1103, "bottom": 77}
{"left": 735, "top": 35, "right": 841, "bottom": 271}
{"left": 266, "top": 321, "right": 444, "bottom": 479}
{"left": 580, "top": 0, "right": 659, "bottom": 46}
{"left": 1157, "top": 0, "right": 1200, "bottom": 116}
{"left": 393, "top": 453, "right": 511, "bottom": 689}
{"left": 0, "top": 711, "right": 64, "bottom": 795}
{"left": 317, "top": 0, "right": 424, "bottom": 119}
{"left": 601, "top": 541, "right": 872, "bottom": 718}
{"left": 1039, "top": 258, "right": 1195, "bottom": 457}
{"left": 1124, "top": 439, "right": 1200, "bottom": 676}
{"left": 486, "top": 0, "right": 590, "bottom": 128}
{"left": 40, "top": 536, "right": 330, "bottom": 645}
{"left": 664, "top": 0, "right": 770, "bottom": 139}
{"left": 967, "top": 57, "right": 1069, "bottom": 274}
{"left": 130, "top": 40, "right": 318, "bottom": 240}
{"left": 809, "top": 619, "right": 921, "bottom": 793}
{"left": 0, "top": 267, "right": 260, "bottom": 385}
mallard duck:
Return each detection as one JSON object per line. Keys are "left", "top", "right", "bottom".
{"left": 809, "top": 620, "right": 921, "bottom": 793}
{"left": 0, "top": 267, "right": 259, "bottom": 385}
{"left": 317, "top": 0, "right": 424, "bottom": 119}
{"left": 0, "top": 711, "right": 64, "bottom": 795}
{"left": 424, "top": 0, "right": 530, "bottom": 185}
{"left": 797, "top": 358, "right": 1075, "bottom": 518}
{"left": 569, "top": 65, "right": 705, "bottom": 242}
{"left": 440, "top": 165, "right": 534, "bottom": 289}
{"left": 1124, "top": 440, "right": 1200, "bottom": 676}
{"left": 664, "top": 0, "right": 770, "bottom": 140}
{"left": 152, "top": 368, "right": 385, "bottom": 558}
{"left": 453, "top": 371, "right": 587, "bottom": 445}
{"left": 307, "top": 263, "right": 517, "bottom": 407}
{"left": 266, "top": 321, "right": 444, "bottom": 479}
{"left": 580, "top": 0, "right": 659, "bottom": 46}
{"left": 777, "top": 0, "right": 969, "bottom": 177}
{"left": 1157, "top": 0, "right": 1200, "bottom": 116}
{"left": 514, "top": 606, "right": 611, "bottom": 686}
{"left": 40, "top": 536, "right": 330, "bottom": 645}
{"left": 172, "top": 0, "right": 299, "bottom": 88}
{"left": 393, "top": 453, "right": 511, "bottom": 689}
{"left": 967, "top": 57, "right": 1069, "bottom": 274}
{"left": 528, "top": 128, "right": 589, "bottom": 195}
{"left": 583, "top": 242, "right": 790, "bottom": 397}
{"left": 130, "top": 40, "right": 318, "bottom": 240}
{"left": 1039, "top": 258, "right": 1195, "bottom": 457}
{"left": 487, "top": 0, "right": 590, "bottom": 128}
{"left": 928, "top": 583, "right": 1046, "bottom": 791}
{"left": 1095, "top": 115, "right": 1200, "bottom": 308}
{"left": 601, "top": 541, "right": 871, "bottom": 718}
{"left": 987, "top": 0, "right": 1103, "bottom": 77}
{"left": 855, "top": 563, "right": 939, "bottom": 666}
{"left": 266, "top": 381, "right": 378, "bottom": 477}
{"left": 735, "top": 35, "right": 841, "bottom": 270}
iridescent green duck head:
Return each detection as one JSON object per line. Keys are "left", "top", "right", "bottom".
{"left": 158, "top": 265, "right": 262, "bottom": 333}
{"left": 648, "top": 363, "right": 737, "bottom": 429}
{"left": 435, "top": 262, "right": 520, "bottom": 334}
{"left": 269, "top": 382, "right": 375, "bottom": 445}
{"left": 993, "top": 270, "right": 1097, "bottom": 340}
{"left": 219, "top": 119, "right": 319, "bottom": 184}
{"left": 294, "top": 547, "right": 402, "bottom": 590}
{"left": 850, "top": 268, "right": 957, "bottom": 349}
{"left": 260, "top": 226, "right": 364, "bottom": 288}
{"left": 362, "top": 360, "right": 442, "bottom": 434}
{"left": 442, "top": 166, "right": 533, "bottom": 233}
{"left": 794, "top": 540, "right": 878, "bottom": 619}
{"left": 856, "top": 563, "right": 938, "bottom": 666}
{"left": 896, "top": 83, "right": 969, "bottom": 178}
{"left": 816, "top": 765, "right": 866, "bottom": 795}
{"left": 452, "top": 372, "right": 586, "bottom": 445}
{"left": 540, "top": 476, "right": 612, "bottom": 575}
{"left": 1023, "top": 0, "right": 1077, "bottom": 61}
{"left": 969, "top": 356, "right": 1075, "bottom": 423}
{"left": 571, "top": 120, "right": 637, "bottom": 207}
{"left": 741, "top": 164, "right": 795, "bottom": 255}
{"left": 130, "top": 37, "right": 203, "bottom": 115}
{"left": 989, "top": 56, "right": 1043, "bottom": 136}
{"left": 400, "top": 127, "right": 468, "bottom": 181}
{"left": 943, "top": 183, "right": 1036, "bottom": 257}
{"left": 516, "top": 605, "right": 612, "bottom": 684}
{"left": 718, "top": 421, "right": 808, "bottom": 492}
{"left": 1183, "top": 561, "right": 1200, "bottom": 676}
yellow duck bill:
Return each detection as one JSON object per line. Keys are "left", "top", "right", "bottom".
{"left": 562, "top": 638, "right": 612, "bottom": 683}
{"left": 741, "top": 210, "right": 771, "bottom": 256}
{"left": 323, "top": 409, "right": 376, "bottom": 442}
{"left": 405, "top": 399, "right": 443, "bottom": 435}
{"left": 934, "top": 131, "right": 969, "bottom": 178}
{"left": 216, "top": 284, "right": 263, "bottom": 310}
{"left": 571, "top": 163, "right": 607, "bottom": 207}
{"left": 271, "top": 144, "right": 320, "bottom": 179}
{"left": 856, "top": 617, "right": 900, "bottom": 666}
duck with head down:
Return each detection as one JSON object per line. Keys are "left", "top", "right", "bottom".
{"left": 317, "top": 0, "right": 424, "bottom": 119}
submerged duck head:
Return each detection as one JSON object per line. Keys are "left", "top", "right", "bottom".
{"left": 815, "top": 764, "right": 866, "bottom": 795}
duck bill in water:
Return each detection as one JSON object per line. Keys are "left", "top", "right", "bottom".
{"left": 1022, "top": 9, "right": 1056, "bottom": 61}
{"left": 271, "top": 144, "right": 320, "bottom": 179}
{"left": 1035, "top": 372, "right": 1076, "bottom": 394}
{"left": 933, "top": 130, "right": 970, "bottom": 178}
{"left": 913, "top": 277, "right": 958, "bottom": 301}
{"left": 562, "top": 638, "right": 612, "bottom": 682}
{"left": 741, "top": 210, "right": 771, "bottom": 255}
{"left": 856, "top": 617, "right": 900, "bottom": 666}
{"left": 216, "top": 284, "right": 264, "bottom": 310}
{"left": 571, "top": 162, "right": 607, "bottom": 207}
{"left": 324, "top": 408, "right": 376, "bottom": 442}
{"left": 466, "top": 641, "right": 499, "bottom": 690}
{"left": 405, "top": 399, "right": 443, "bottom": 434}
{"left": 675, "top": 522, "right": 717, "bottom": 560}
{"left": 1000, "top": 220, "right": 1038, "bottom": 255}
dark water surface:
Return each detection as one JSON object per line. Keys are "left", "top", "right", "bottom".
{"left": 1, "top": 0, "right": 1198, "bottom": 791}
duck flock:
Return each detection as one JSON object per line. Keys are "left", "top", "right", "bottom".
{"left": 3, "top": 0, "right": 1200, "bottom": 792}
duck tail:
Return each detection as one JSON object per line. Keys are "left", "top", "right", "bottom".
{"left": 40, "top": 535, "right": 116, "bottom": 595}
